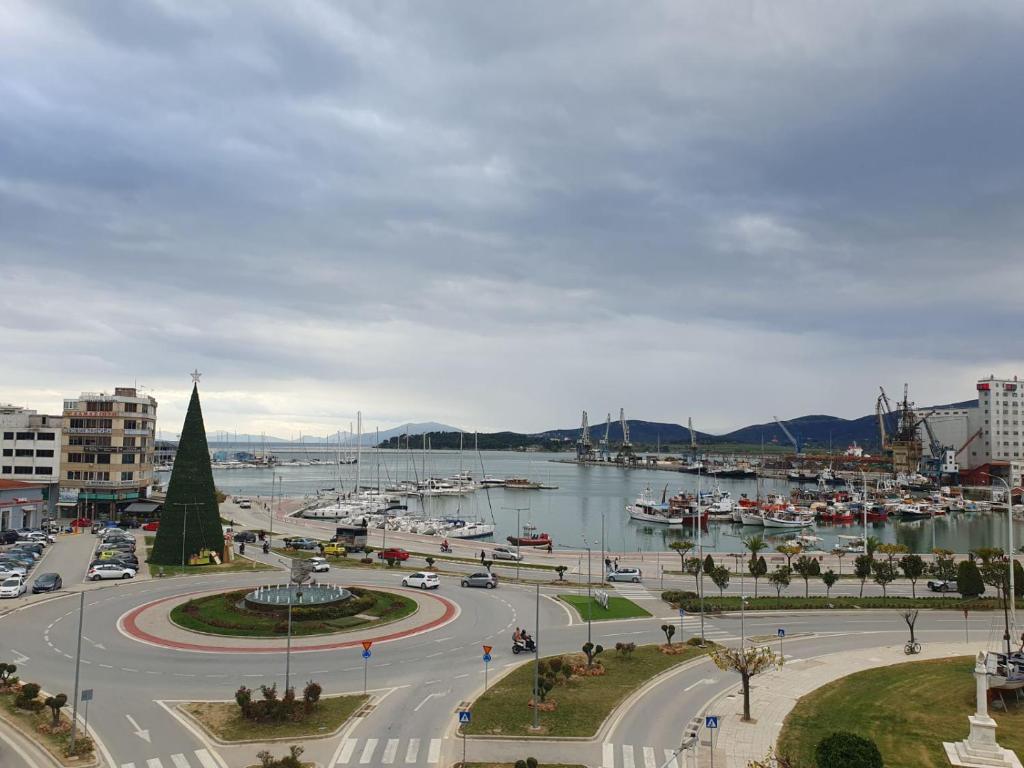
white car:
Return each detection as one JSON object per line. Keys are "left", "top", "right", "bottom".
{"left": 607, "top": 567, "right": 643, "bottom": 583}
{"left": 88, "top": 564, "right": 136, "bottom": 581}
{"left": 0, "top": 564, "right": 28, "bottom": 579}
{"left": 0, "top": 577, "right": 27, "bottom": 598}
{"left": 402, "top": 572, "right": 440, "bottom": 590}
{"left": 309, "top": 557, "right": 330, "bottom": 573}
{"left": 491, "top": 546, "right": 524, "bottom": 561}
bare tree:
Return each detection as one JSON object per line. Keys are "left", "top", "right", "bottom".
{"left": 709, "top": 645, "right": 783, "bottom": 721}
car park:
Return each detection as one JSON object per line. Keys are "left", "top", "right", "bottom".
{"left": 0, "top": 577, "right": 27, "bottom": 598}
{"left": 607, "top": 567, "right": 643, "bottom": 583}
{"left": 491, "top": 546, "right": 523, "bottom": 561}
{"left": 927, "top": 579, "right": 958, "bottom": 593}
{"left": 87, "top": 564, "right": 136, "bottom": 581}
{"left": 460, "top": 571, "right": 498, "bottom": 589}
{"left": 309, "top": 557, "right": 330, "bottom": 573}
{"left": 377, "top": 548, "right": 410, "bottom": 561}
{"left": 31, "top": 573, "right": 62, "bottom": 593}
{"left": 402, "top": 572, "right": 440, "bottom": 590}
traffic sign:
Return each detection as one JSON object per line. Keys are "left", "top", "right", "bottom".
{"left": 362, "top": 649, "right": 371, "bottom": 659}
{"left": 458, "top": 710, "right": 472, "bottom": 723}
{"left": 678, "top": 607, "right": 686, "bottom": 618}
{"left": 483, "top": 652, "right": 492, "bottom": 663}
{"left": 81, "top": 689, "right": 93, "bottom": 702}
{"left": 361, "top": 640, "right": 373, "bottom": 652}
{"left": 705, "top": 715, "right": 719, "bottom": 729}
{"left": 482, "top": 645, "right": 492, "bottom": 654}
{"left": 777, "top": 628, "right": 785, "bottom": 638}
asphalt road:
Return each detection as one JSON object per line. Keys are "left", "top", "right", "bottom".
{"left": 0, "top": 526, "right": 1014, "bottom": 768}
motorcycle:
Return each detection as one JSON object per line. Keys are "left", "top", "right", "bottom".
{"left": 512, "top": 637, "right": 537, "bottom": 655}
{"left": 440, "top": 544, "right": 452, "bottom": 554}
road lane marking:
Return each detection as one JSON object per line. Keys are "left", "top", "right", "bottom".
{"left": 121, "top": 764, "right": 136, "bottom": 768}
{"left": 414, "top": 692, "right": 445, "bottom": 712}
{"left": 622, "top": 744, "right": 635, "bottom": 768}
{"left": 336, "top": 738, "right": 357, "bottom": 764}
{"left": 171, "top": 754, "right": 189, "bottom": 768}
{"left": 405, "top": 738, "right": 420, "bottom": 763}
{"left": 382, "top": 739, "right": 399, "bottom": 764}
{"left": 427, "top": 739, "right": 440, "bottom": 764}
{"left": 147, "top": 759, "right": 163, "bottom": 768}
{"left": 643, "top": 746, "right": 656, "bottom": 768}
{"left": 602, "top": 742, "right": 614, "bottom": 768}
{"left": 194, "top": 750, "right": 219, "bottom": 768}
{"left": 358, "top": 738, "right": 378, "bottom": 764}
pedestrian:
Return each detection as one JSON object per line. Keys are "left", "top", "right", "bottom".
{"left": 239, "top": 542, "right": 246, "bottom": 555}
{"left": 614, "top": 557, "right": 619, "bottom": 571}
{"left": 547, "top": 542, "right": 553, "bottom": 554}
{"left": 481, "top": 549, "right": 486, "bottom": 565}
{"left": 605, "top": 557, "right": 611, "bottom": 571}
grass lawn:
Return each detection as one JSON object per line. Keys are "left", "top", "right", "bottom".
{"left": 559, "top": 595, "right": 651, "bottom": 620}
{"left": 170, "top": 588, "right": 416, "bottom": 637}
{"left": 183, "top": 694, "right": 367, "bottom": 741}
{"left": 777, "top": 656, "right": 1024, "bottom": 768}
{"left": 0, "top": 688, "right": 94, "bottom": 764}
{"left": 464, "top": 644, "right": 705, "bottom": 737}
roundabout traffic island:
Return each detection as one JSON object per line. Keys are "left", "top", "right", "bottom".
{"left": 169, "top": 586, "right": 415, "bottom": 638}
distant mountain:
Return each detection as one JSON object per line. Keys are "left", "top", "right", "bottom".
{"left": 539, "top": 419, "right": 716, "bottom": 446}
{"left": 162, "top": 422, "right": 461, "bottom": 445}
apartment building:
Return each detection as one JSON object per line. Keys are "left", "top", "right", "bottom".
{"left": 61, "top": 387, "right": 158, "bottom": 518}
{"left": 0, "top": 404, "right": 62, "bottom": 482}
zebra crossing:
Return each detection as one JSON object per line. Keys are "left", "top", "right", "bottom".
{"left": 609, "top": 582, "right": 658, "bottom": 601}
{"left": 120, "top": 748, "right": 219, "bottom": 768}
{"left": 335, "top": 736, "right": 442, "bottom": 765}
{"left": 602, "top": 742, "right": 688, "bottom": 768}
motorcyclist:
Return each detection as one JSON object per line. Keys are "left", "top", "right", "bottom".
{"left": 441, "top": 538, "right": 450, "bottom": 553}
{"left": 513, "top": 627, "right": 522, "bottom": 645}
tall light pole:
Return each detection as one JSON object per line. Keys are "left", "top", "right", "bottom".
{"left": 983, "top": 472, "right": 1016, "bottom": 633}
{"left": 697, "top": 466, "right": 705, "bottom": 646}
{"left": 860, "top": 470, "right": 869, "bottom": 551}
{"left": 503, "top": 506, "right": 529, "bottom": 582}
{"left": 532, "top": 583, "right": 540, "bottom": 730}
{"left": 582, "top": 538, "right": 593, "bottom": 645}
{"left": 68, "top": 591, "right": 85, "bottom": 753}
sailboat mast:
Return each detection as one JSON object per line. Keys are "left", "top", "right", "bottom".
{"left": 354, "top": 411, "right": 362, "bottom": 495}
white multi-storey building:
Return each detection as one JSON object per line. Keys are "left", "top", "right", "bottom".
{"left": 0, "top": 404, "right": 62, "bottom": 482}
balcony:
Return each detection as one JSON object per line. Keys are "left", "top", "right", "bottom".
{"left": 124, "top": 428, "right": 152, "bottom": 436}
{"left": 63, "top": 427, "right": 112, "bottom": 434}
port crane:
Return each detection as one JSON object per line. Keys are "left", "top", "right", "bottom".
{"left": 616, "top": 408, "right": 636, "bottom": 464}
{"left": 773, "top": 416, "right": 803, "bottom": 455}
{"left": 576, "top": 410, "right": 593, "bottom": 460}
{"left": 876, "top": 387, "right": 897, "bottom": 450}
{"left": 688, "top": 417, "right": 698, "bottom": 461}
{"left": 598, "top": 413, "right": 612, "bottom": 461}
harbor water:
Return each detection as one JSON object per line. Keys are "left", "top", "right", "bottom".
{"left": 174, "top": 448, "right": 1024, "bottom": 554}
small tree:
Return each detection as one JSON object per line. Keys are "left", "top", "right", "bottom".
{"left": 669, "top": 540, "right": 694, "bottom": 573}
{"left": 555, "top": 565, "right": 567, "bottom": 582}
{"left": 661, "top": 624, "right": 676, "bottom": 645}
{"left": 833, "top": 547, "right": 846, "bottom": 575}
{"left": 748, "top": 553, "right": 768, "bottom": 597}
{"left": 821, "top": 569, "right": 839, "bottom": 597}
{"left": 793, "top": 555, "right": 818, "bottom": 598}
{"left": 0, "top": 663, "right": 16, "bottom": 685}
{"left": 931, "top": 548, "right": 957, "bottom": 581}
{"left": 703, "top": 554, "right": 716, "bottom": 576}
{"left": 958, "top": 558, "right": 985, "bottom": 598}
{"left": 853, "top": 554, "right": 872, "bottom": 597}
{"left": 980, "top": 561, "right": 1009, "bottom": 602}
{"left": 871, "top": 560, "right": 897, "bottom": 597}
{"left": 865, "top": 536, "right": 881, "bottom": 558}
{"left": 684, "top": 557, "right": 703, "bottom": 590}
{"left": 877, "top": 543, "right": 908, "bottom": 569}
{"left": 899, "top": 554, "right": 926, "bottom": 598}
{"left": 615, "top": 642, "right": 636, "bottom": 658}
{"left": 768, "top": 566, "right": 791, "bottom": 606}
{"left": 775, "top": 544, "right": 801, "bottom": 570}
{"left": 16, "top": 682, "right": 41, "bottom": 710}
{"left": 743, "top": 534, "right": 768, "bottom": 596}
{"left": 901, "top": 608, "right": 919, "bottom": 647}
{"left": 1015, "top": 560, "right": 1024, "bottom": 599}
{"left": 972, "top": 546, "right": 1004, "bottom": 564}
{"left": 302, "top": 681, "right": 321, "bottom": 713}
{"left": 815, "top": 731, "right": 883, "bottom": 768}
{"left": 711, "top": 565, "right": 730, "bottom": 597}
{"left": 709, "top": 645, "right": 782, "bottom": 722}
{"left": 581, "top": 641, "right": 604, "bottom": 668}
{"left": 425, "top": 556, "right": 435, "bottom": 569}
{"left": 44, "top": 693, "right": 67, "bottom": 727}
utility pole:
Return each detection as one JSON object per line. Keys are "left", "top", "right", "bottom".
{"left": 582, "top": 539, "right": 593, "bottom": 645}
{"left": 532, "top": 583, "right": 540, "bottom": 730}
{"left": 697, "top": 467, "right": 705, "bottom": 646}
{"left": 503, "top": 506, "right": 529, "bottom": 581}
{"left": 69, "top": 592, "right": 85, "bottom": 752}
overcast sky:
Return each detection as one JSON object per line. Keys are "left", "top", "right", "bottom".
{"left": 2, "top": 1, "right": 1022, "bottom": 437}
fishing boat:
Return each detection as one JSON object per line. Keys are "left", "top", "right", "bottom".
{"left": 896, "top": 502, "right": 932, "bottom": 519}
{"left": 504, "top": 478, "right": 542, "bottom": 490}
{"left": 762, "top": 509, "right": 815, "bottom": 528}
{"left": 628, "top": 487, "right": 684, "bottom": 525}
{"left": 507, "top": 531, "right": 553, "bottom": 547}
{"left": 739, "top": 508, "right": 765, "bottom": 526}
{"left": 835, "top": 534, "right": 865, "bottom": 554}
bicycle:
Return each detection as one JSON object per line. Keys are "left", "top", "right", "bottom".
{"left": 904, "top": 641, "right": 921, "bottom": 655}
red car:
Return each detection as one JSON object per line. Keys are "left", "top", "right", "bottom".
{"left": 142, "top": 521, "right": 160, "bottom": 531}
{"left": 377, "top": 548, "right": 410, "bottom": 561}
{"left": 71, "top": 518, "right": 92, "bottom": 528}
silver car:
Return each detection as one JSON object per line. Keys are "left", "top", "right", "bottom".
{"left": 461, "top": 571, "right": 498, "bottom": 589}
{"left": 607, "top": 567, "right": 642, "bottom": 583}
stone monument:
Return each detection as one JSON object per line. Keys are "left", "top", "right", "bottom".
{"left": 943, "top": 652, "right": 1022, "bottom": 767}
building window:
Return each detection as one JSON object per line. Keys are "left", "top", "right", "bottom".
{"left": 2, "top": 432, "right": 12, "bottom": 440}
{"left": 13, "top": 467, "right": 31, "bottom": 474}
{"left": 123, "top": 453, "right": 135, "bottom": 464}
{"left": 15, "top": 432, "right": 33, "bottom": 440}
{"left": 35, "top": 449, "right": 53, "bottom": 458}
{"left": 1, "top": 466, "right": 10, "bottom": 473}
{"left": 121, "top": 471, "right": 134, "bottom": 481}
{"left": 37, "top": 432, "right": 54, "bottom": 441}
{"left": 14, "top": 449, "right": 32, "bottom": 457}
{"left": 34, "top": 467, "right": 52, "bottom": 475}
{"left": 85, "top": 401, "right": 113, "bottom": 412}
{"left": 1, "top": 449, "right": 10, "bottom": 457}
{"left": 124, "top": 403, "right": 138, "bottom": 413}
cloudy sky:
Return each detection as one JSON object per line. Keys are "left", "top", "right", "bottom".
{"left": 2, "top": 1, "right": 1022, "bottom": 437}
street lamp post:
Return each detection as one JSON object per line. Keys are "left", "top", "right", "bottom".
{"left": 582, "top": 539, "right": 593, "bottom": 645}
{"left": 697, "top": 467, "right": 705, "bottom": 646}
{"left": 982, "top": 472, "right": 1016, "bottom": 634}
{"left": 68, "top": 591, "right": 85, "bottom": 753}
{"left": 532, "top": 583, "right": 540, "bottom": 730}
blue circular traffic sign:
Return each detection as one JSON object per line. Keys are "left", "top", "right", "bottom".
{"left": 483, "top": 652, "right": 492, "bottom": 663}
{"left": 362, "top": 649, "right": 371, "bottom": 659}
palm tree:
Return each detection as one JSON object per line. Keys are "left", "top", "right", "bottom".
{"left": 744, "top": 534, "right": 768, "bottom": 596}
{"left": 832, "top": 547, "right": 846, "bottom": 576}
{"left": 866, "top": 536, "right": 882, "bottom": 558}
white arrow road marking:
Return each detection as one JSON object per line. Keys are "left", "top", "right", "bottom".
{"left": 126, "top": 715, "right": 151, "bottom": 743}
{"left": 81, "top": 636, "right": 106, "bottom": 651}
{"left": 683, "top": 677, "right": 717, "bottom": 692}
{"left": 413, "top": 691, "right": 447, "bottom": 712}
{"left": 10, "top": 650, "right": 29, "bottom": 665}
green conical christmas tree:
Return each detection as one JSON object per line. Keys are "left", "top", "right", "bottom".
{"left": 150, "top": 383, "right": 225, "bottom": 565}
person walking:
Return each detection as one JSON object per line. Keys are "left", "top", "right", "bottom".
{"left": 480, "top": 549, "right": 486, "bottom": 565}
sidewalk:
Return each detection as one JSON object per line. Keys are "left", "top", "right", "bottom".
{"left": 712, "top": 640, "right": 978, "bottom": 767}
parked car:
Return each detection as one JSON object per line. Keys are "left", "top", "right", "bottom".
{"left": 142, "top": 521, "right": 160, "bottom": 531}
{"left": 89, "top": 557, "right": 137, "bottom": 570}
{"left": 0, "top": 577, "right": 27, "bottom": 598}
{"left": 87, "top": 564, "right": 136, "bottom": 581}
{"left": 402, "top": 572, "right": 440, "bottom": 590}
{"left": 491, "top": 546, "right": 523, "bottom": 561}
{"left": 22, "top": 531, "right": 55, "bottom": 544}
{"left": 377, "top": 548, "right": 410, "bottom": 561}
{"left": 927, "top": 579, "right": 958, "bottom": 593}
{"left": 322, "top": 543, "right": 348, "bottom": 557}
{"left": 461, "top": 571, "right": 498, "bottom": 589}
{"left": 70, "top": 518, "right": 92, "bottom": 528}
{"left": 607, "top": 567, "right": 643, "bottom": 583}
{"left": 284, "top": 537, "right": 318, "bottom": 551}
{"left": 309, "top": 557, "right": 330, "bottom": 573}
{"left": 0, "top": 530, "right": 18, "bottom": 545}
{"left": 31, "top": 573, "right": 62, "bottom": 593}
{"left": 0, "top": 565, "right": 27, "bottom": 580}
{"left": 0, "top": 556, "right": 33, "bottom": 571}
{"left": 10, "top": 547, "right": 40, "bottom": 560}
{"left": 234, "top": 531, "right": 257, "bottom": 543}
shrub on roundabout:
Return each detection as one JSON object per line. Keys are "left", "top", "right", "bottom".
{"left": 814, "top": 731, "right": 883, "bottom": 768}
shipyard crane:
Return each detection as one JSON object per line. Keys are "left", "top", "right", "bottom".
{"left": 616, "top": 408, "right": 636, "bottom": 464}
{"left": 598, "top": 413, "right": 612, "bottom": 461}
{"left": 576, "top": 410, "right": 593, "bottom": 460}
{"left": 688, "top": 417, "right": 698, "bottom": 461}
{"left": 773, "top": 416, "right": 803, "bottom": 455}
{"left": 955, "top": 428, "right": 983, "bottom": 459}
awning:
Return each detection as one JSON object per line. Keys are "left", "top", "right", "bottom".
{"left": 57, "top": 500, "right": 79, "bottom": 507}
{"left": 124, "top": 501, "right": 160, "bottom": 514}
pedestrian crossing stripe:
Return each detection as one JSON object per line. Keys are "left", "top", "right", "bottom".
{"left": 333, "top": 737, "right": 442, "bottom": 765}
{"left": 601, "top": 743, "right": 682, "bottom": 768}
{"left": 125, "top": 752, "right": 220, "bottom": 768}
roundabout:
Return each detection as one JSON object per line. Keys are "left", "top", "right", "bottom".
{"left": 119, "top": 583, "right": 458, "bottom": 652}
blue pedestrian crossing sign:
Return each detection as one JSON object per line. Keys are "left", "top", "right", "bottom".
{"left": 705, "top": 715, "right": 719, "bottom": 729}
{"left": 678, "top": 607, "right": 685, "bottom": 617}
{"left": 777, "top": 628, "right": 785, "bottom": 638}
{"left": 483, "top": 652, "right": 492, "bottom": 663}
{"left": 458, "top": 710, "right": 471, "bottom": 723}
{"left": 362, "top": 649, "right": 371, "bottom": 659}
